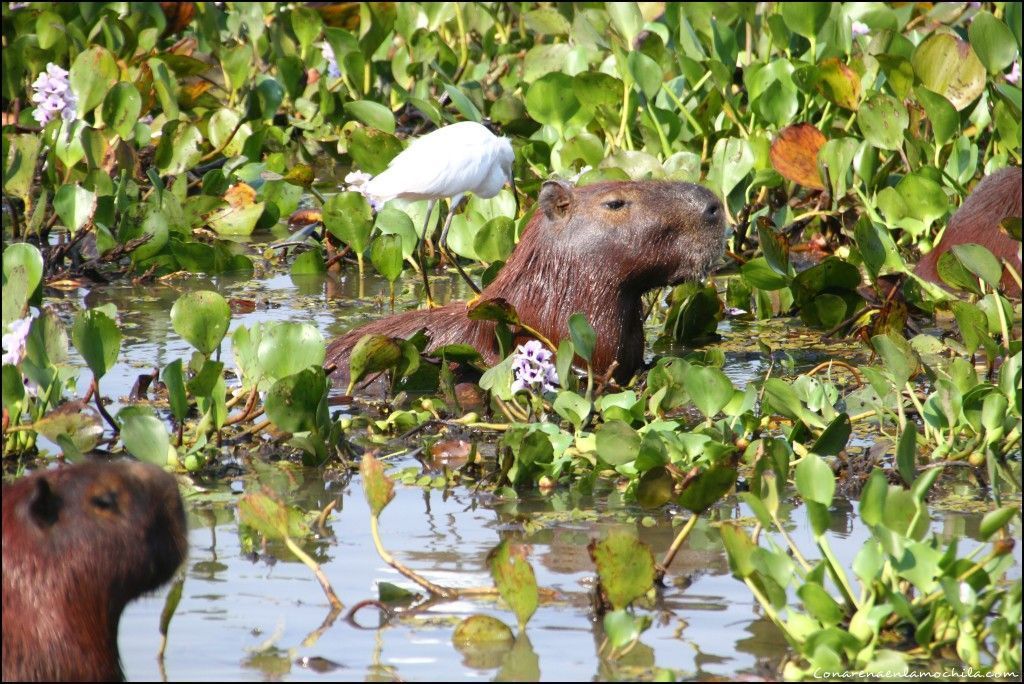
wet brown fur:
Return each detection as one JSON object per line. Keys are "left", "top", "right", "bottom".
{"left": 915, "top": 166, "right": 1022, "bottom": 295}
{"left": 327, "top": 180, "right": 726, "bottom": 385}
{"left": 2, "top": 461, "right": 187, "bottom": 682}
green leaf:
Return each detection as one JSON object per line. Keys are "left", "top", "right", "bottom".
{"left": 915, "top": 87, "right": 959, "bottom": 146}
{"left": 69, "top": 46, "right": 119, "bottom": 114}
{"left": 360, "top": 452, "right": 395, "bottom": 517}
{"left": 968, "top": 11, "right": 1018, "bottom": 73}
{"left": 912, "top": 33, "right": 986, "bottom": 111}
{"left": 343, "top": 100, "right": 396, "bottom": 134}
{"left": 708, "top": 137, "right": 754, "bottom": 198}
{"left": 256, "top": 322, "right": 326, "bottom": 382}
{"left": 370, "top": 234, "right": 404, "bottom": 283}
{"left": 488, "top": 540, "right": 539, "bottom": 629}
{"left": 118, "top": 405, "right": 171, "bottom": 466}
{"left": 347, "top": 334, "right": 402, "bottom": 393}
{"left": 795, "top": 453, "right": 835, "bottom": 507}
{"left": 442, "top": 83, "right": 482, "bottom": 123}
{"left": 323, "top": 191, "right": 373, "bottom": 253}
{"left": 71, "top": 309, "right": 121, "bottom": 379}
{"left": 627, "top": 51, "right": 662, "bottom": 99}
{"left": 265, "top": 367, "right": 326, "bottom": 434}
{"left": 798, "top": 583, "right": 845, "bottom": 627}
{"left": 589, "top": 530, "right": 655, "bottom": 610}
{"left": 636, "top": 466, "right": 674, "bottom": 509}
{"left": 32, "top": 402, "right": 103, "bottom": 458}
{"left": 473, "top": 217, "right": 515, "bottom": 263}
{"left": 238, "top": 492, "right": 310, "bottom": 540}
{"left": 53, "top": 184, "right": 97, "bottom": 235}
{"left": 720, "top": 524, "right": 757, "bottom": 578}
{"left": 452, "top": 614, "right": 514, "bottom": 648}
{"left": 154, "top": 122, "right": 204, "bottom": 176}
{"left": 871, "top": 333, "right": 917, "bottom": 387}
{"left": 162, "top": 359, "right": 189, "bottom": 422}
{"left": 858, "top": 93, "right": 908, "bottom": 150}
{"left": 781, "top": 2, "right": 831, "bottom": 39}
{"left": 602, "top": 609, "right": 651, "bottom": 650}
{"left": 2, "top": 244, "right": 43, "bottom": 327}
{"left": 567, "top": 313, "right": 596, "bottom": 363}
{"left": 682, "top": 365, "right": 734, "bottom": 419}
{"left": 3, "top": 135, "right": 42, "bottom": 203}
{"left": 525, "top": 72, "right": 581, "bottom": 133}
{"left": 677, "top": 464, "right": 738, "bottom": 514}
{"left": 595, "top": 420, "right": 641, "bottom": 466}
{"left": 812, "top": 413, "right": 851, "bottom": 456}
{"left": 170, "top": 290, "right": 231, "bottom": 355}
{"left": 101, "top": 83, "right": 142, "bottom": 140}
{"left": 607, "top": 2, "right": 644, "bottom": 44}
{"left": 950, "top": 244, "right": 1003, "bottom": 291}
{"left": 896, "top": 422, "right": 917, "bottom": 487}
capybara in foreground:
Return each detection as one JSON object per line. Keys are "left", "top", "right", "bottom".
{"left": 915, "top": 166, "right": 1022, "bottom": 295}
{"left": 2, "top": 460, "right": 188, "bottom": 682}
{"left": 327, "top": 180, "right": 727, "bottom": 385}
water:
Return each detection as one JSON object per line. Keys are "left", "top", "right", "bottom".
{"left": 29, "top": 239, "right": 1021, "bottom": 681}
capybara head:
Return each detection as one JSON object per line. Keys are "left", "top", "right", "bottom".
{"left": 532, "top": 179, "right": 727, "bottom": 290}
{"left": 3, "top": 460, "right": 188, "bottom": 682}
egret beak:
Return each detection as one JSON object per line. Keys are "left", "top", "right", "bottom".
{"left": 509, "top": 174, "right": 520, "bottom": 220}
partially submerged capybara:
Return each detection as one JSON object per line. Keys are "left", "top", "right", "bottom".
{"left": 327, "top": 180, "right": 726, "bottom": 385}
{"left": 2, "top": 460, "right": 188, "bottom": 682}
{"left": 915, "top": 166, "right": 1022, "bottom": 295}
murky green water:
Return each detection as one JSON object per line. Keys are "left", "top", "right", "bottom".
{"left": 40, "top": 235, "right": 1021, "bottom": 681}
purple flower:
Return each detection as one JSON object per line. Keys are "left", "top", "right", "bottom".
{"left": 1006, "top": 62, "right": 1020, "bottom": 86}
{"left": 320, "top": 42, "right": 341, "bottom": 79}
{"left": 851, "top": 20, "right": 870, "bottom": 38}
{"left": 30, "top": 63, "right": 77, "bottom": 125}
{"left": 511, "top": 340, "right": 557, "bottom": 394}
{"left": 2, "top": 313, "right": 36, "bottom": 367}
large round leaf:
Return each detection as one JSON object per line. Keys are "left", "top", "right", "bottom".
{"left": 264, "top": 366, "right": 325, "bottom": 434}
{"left": 858, "top": 93, "right": 908, "bottom": 150}
{"left": 911, "top": 33, "right": 986, "bottom": 111}
{"left": 71, "top": 308, "right": 121, "bottom": 379}
{"left": 170, "top": 290, "right": 231, "bottom": 355}
{"left": 118, "top": 405, "right": 171, "bottom": 466}
{"left": 256, "top": 322, "right": 326, "bottom": 381}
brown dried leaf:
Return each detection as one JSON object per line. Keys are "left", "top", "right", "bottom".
{"left": 770, "top": 123, "right": 827, "bottom": 190}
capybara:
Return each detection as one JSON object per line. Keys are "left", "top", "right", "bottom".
{"left": 327, "top": 180, "right": 726, "bottom": 385}
{"left": 2, "top": 460, "right": 188, "bottom": 682}
{"left": 915, "top": 166, "right": 1022, "bottom": 295}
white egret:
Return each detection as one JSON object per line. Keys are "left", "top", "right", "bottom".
{"left": 361, "top": 120, "right": 517, "bottom": 306}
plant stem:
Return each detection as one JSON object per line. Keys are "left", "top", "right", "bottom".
{"left": 656, "top": 514, "right": 699, "bottom": 583}
{"left": 283, "top": 535, "right": 343, "bottom": 611}
{"left": 370, "top": 514, "right": 454, "bottom": 598}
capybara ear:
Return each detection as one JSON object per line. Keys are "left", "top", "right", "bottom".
{"left": 28, "top": 477, "right": 62, "bottom": 527}
{"left": 539, "top": 180, "right": 574, "bottom": 221}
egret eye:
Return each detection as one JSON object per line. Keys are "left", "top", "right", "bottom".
{"left": 603, "top": 199, "right": 627, "bottom": 210}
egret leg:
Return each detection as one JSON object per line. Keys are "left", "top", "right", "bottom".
{"left": 416, "top": 199, "right": 439, "bottom": 308}
{"left": 438, "top": 194, "right": 482, "bottom": 295}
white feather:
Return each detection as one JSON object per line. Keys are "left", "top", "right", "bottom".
{"left": 363, "top": 121, "right": 514, "bottom": 204}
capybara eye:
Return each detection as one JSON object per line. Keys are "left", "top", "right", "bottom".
{"left": 603, "top": 199, "right": 627, "bottom": 210}
{"left": 705, "top": 202, "right": 721, "bottom": 219}
{"left": 91, "top": 491, "right": 119, "bottom": 513}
